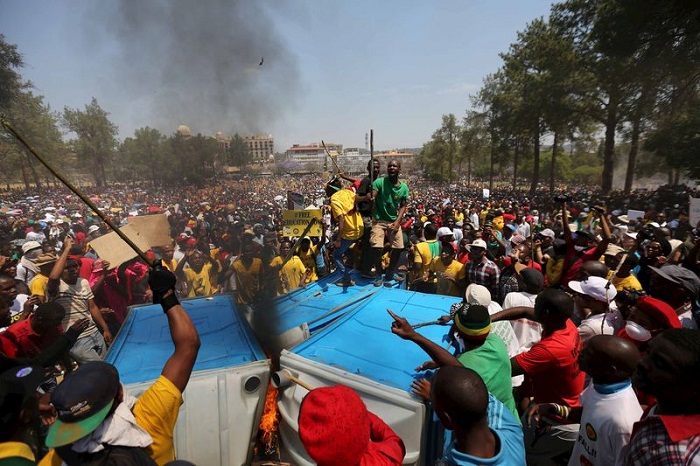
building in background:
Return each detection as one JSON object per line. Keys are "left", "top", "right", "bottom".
{"left": 285, "top": 142, "right": 343, "bottom": 172}
{"left": 244, "top": 134, "right": 275, "bottom": 164}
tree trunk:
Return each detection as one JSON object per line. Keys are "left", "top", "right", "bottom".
{"left": 512, "top": 137, "right": 520, "bottom": 191}
{"left": 26, "top": 152, "right": 42, "bottom": 189}
{"left": 550, "top": 130, "right": 559, "bottom": 194}
{"left": 530, "top": 119, "right": 541, "bottom": 196}
{"left": 602, "top": 94, "right": 618, "bottom": 194}
{"left": 467, "top": 150, "right": 472, "bottom": 188}
{"left": 624, "top": 114, "right": 641, "bottom": 194}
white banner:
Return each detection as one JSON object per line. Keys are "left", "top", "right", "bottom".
{"left": 626, "top": 209, "right": 646, "bottom": 224}
{"left": 690, "top": 196, "right": 700, "bottom": 228}
{"left": 482, "top": 189, "right": 490, "bottom": 199}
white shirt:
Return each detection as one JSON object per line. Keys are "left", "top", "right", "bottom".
{"left": 469, "top": 212, "right": 480, "bottom": 229}
{"left": 568, "top": 382, "right": 642, "bottom": 466}
{"left": 503, "top": 291, "right": 542, "bottom": 353}
{"left": 578, "top": 309, "right": 624, "bottom": 344}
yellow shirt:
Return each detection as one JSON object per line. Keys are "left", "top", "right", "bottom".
{"left": 183, "top": 263, "right": 217, "bottom": 297}
{"left": 330, "top": 189, "right": 364, "bottom": 241}
{"left": 39, "top": 376, "right": 183, "bottom": 466}
{"left": 609, "top": 272, "right": 643, "bottom": 292}
{"left": 546, "top": 257, "right": 565, "bottom": 288}
{"left": 29, "top": 274, "right": 49, "bottom": 297}
{"left": 232, "top": 257, "right": 262, "bottom": 304}
{"left": 161, "top": 258, "right": 178, "bottom": 272}
{"left": 414, "top": 240, "right": 440, "bottom": 279}
{"left": 429, "top": 258, "right": 466, "bottom": 297}
{"left": 279, "top": 256, "right": 307, "bottom": 295}
{"left": 297, "top": 245, "right": 319, "bottom": 283}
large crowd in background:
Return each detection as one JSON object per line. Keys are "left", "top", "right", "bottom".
{"left": 1, "top": 161, "right": 700, "bottom": 465}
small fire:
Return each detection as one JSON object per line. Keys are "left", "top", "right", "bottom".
{"left": 259, "top": 382, "right": 280, "bottom": 453}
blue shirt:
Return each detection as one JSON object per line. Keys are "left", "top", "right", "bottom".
{"left": 442, "top": 394, "right": 526, "bottom": 465}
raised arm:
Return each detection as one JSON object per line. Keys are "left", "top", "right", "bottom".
{"left": 149, "top": 264, "right": 201, "bottom": 393}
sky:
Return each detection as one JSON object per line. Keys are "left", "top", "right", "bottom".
{"left": 1, "top": 1, "right": 554, "bottom": 153}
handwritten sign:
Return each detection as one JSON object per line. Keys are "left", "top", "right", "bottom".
{"left": 283, "top": 209, "right": 322, "bottom": 237}
{"left": 690, "top": 197, "right": 700, "bottom": 228}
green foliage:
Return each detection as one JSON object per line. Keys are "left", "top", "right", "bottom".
{"left": 227, "top": 133, "right": 251, "bottom": 167}
{"left": 645, "top": 106, "right": 700, "bottom": 181}
{"left": 0, "top": 34, "right": 25, "bottom": 113}
{"left": 62, "top": 98, "right": 118, "bottom": 188}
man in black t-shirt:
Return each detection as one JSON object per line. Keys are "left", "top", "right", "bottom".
{"left": 357, "top": 159, "right": 381, "bottom": 277}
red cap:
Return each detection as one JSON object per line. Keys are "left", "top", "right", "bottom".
{"left": 298, "top": 385, "right": 369, "bottom": 466}
{"left": 636, "top": 296, "right": 682, "bottom": 329}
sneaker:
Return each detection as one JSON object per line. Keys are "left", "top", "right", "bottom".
{"left": 335, "top": 279, "right": 355, "bottom": 287}
{"left": 373, "top": 276, "right": 384, "bottom": 287}
{"left": 391, "top": 273, "right": 406, "bottom": 282}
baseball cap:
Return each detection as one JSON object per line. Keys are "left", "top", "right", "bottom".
{"left": 515, "top": 265, "right": 545, "bottom": 291}
{"left": 88, "top": 225, "right": 100, "bottom": 234}
{"left": 464, "top": 284, "right": 491, "bottom": 306}
{"left": 468, "top": 239, "right": 487, "bottom": 250}
{"left": 21, "top": 241, "right": 42, "bottom": 254}
{"left": 0, "top": 366, "right": 44, "bottom": 426}
{"left": 436, "top": 227, "right": 453, "bottom": 239}
{"left": 46, "top": 362, "right": 121, "bottom": 447}
{"left": 298, "top": 385, "right": 370, "bottom": 466}
{"left": 649, "top": 265, "right": 700, "bottom": 296}
{"left": 568, "top": 276, "right": 617, "bottom": 303}
{"left": 539, "top": 228, "right": 555, "bottom": 239}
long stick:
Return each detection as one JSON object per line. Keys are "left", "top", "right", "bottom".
{"left": 282, "top": 217, "right": 319, "bottom": 266}
{"left": 321, "top": 140, "right": 342, "bottom": 173}
{"left": 370, "top": 130, "right": 374, "bottom": 185}
{"left": 1, "top": 118, "right": 153, "bottom": 266}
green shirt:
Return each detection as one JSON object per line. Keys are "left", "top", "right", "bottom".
{"left": 372, "top": 176, "right": 409, "bottom": 222}
{"left": 458, "top": 332, "right": 519, "bottom": 421}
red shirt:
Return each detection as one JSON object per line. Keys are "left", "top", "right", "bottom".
{"left": 515, "top": 319, "right": 585, "bottom": 407}
{"left": 0, "top": 318, "right": 63, "bottom": 359}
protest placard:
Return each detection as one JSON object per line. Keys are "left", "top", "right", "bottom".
{"left": 283, "top": 209, "right": 322, "bottom": 237}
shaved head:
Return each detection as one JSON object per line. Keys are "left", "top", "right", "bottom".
{"left": 579, "top": 335, "right": 640, "bottom": 383}
{"left": 432, "top": 366, "right": 488, "bottom": 430}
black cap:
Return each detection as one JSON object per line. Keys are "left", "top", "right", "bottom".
{"left": 0, "top": 366, "right": 44, "bottom": 425}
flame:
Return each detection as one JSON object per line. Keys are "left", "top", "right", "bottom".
{"left": 259, "top": 383, "right": 280, "bottom": 451}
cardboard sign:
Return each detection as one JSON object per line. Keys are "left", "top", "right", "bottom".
{"left": 482, "top": 188, "right": 490, "bottom": 199}
{"left": 626, "top": 209, "right": 646, "bottom": 223}
{"left": 89, "top": 224, "right": 151, "bottom": 269}
{"left": 127, "top": 214, "right": 171, "bottom": 247}
{"left": 283, "top": 209, "right": 322, "bottom": 237}
{"left": 690, "top": 196, "right": 700, "bottom": 227}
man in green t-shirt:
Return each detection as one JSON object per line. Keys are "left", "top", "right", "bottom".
{"left": 371, "top": 159, "right": 409, "bottom": 285}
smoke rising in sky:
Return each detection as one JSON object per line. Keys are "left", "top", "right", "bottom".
{"left": 84, "top": 0, "right": 300, "bottom": 137}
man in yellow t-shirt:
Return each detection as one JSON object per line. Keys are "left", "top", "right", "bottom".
{"left": 428, "top": 243, "right": 466, "bottom": 297}
{"left": 175, "top": 250, "right": 220, "bottom": 297}
{"left": 27, "top": 253, "right": 58, "bottom": 301}
{"left": 278, "top": 240, "right": 308, "bottom": 295}
{"left": 327, "top": 178, "right": 364, "bottom": 287}
{"left": 231, "top": 243, "right": 263, "bottom": 305}
{"left": 41, "top": 267, "right": 200, "bottom": 466}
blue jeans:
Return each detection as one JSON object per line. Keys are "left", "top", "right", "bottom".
{"left": 70, "top": 331, "right": 107, "bottom": 363}
{"left": 333, "top": 239, "right": 354, "bottom": 281}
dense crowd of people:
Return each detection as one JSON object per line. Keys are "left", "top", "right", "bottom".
{"left": 0, "top": 161, "right": 699, "bottom": 465}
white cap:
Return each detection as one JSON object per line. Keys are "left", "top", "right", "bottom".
{"left": 21, "top": 241, "right": 42, "bottom": 254}
{"left": 540, "top": 228, "right": 555, "bottom": 238}
{"left": 568, "top": 276, "right": 617, "bottom": 303}
{"left": 468, "top": 239, "right": 487, "bottom": 249}
{"left": 465, "top": 284, "right": 491, "bottom": 306}
{"left": 436, "top": 227, "right": 454, "bottom": 239}
{"left": 88, "top": 225, "right": 100, "bottom": 234}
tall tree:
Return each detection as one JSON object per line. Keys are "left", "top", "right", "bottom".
{"left": 63, "top": 98, "right": 118, "bottom": 188}
{"left": 227, "top": 133, "right": 251, "bottom": 167}
{"left": 0, "top": 34, "right": 25, "bottom": 113}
